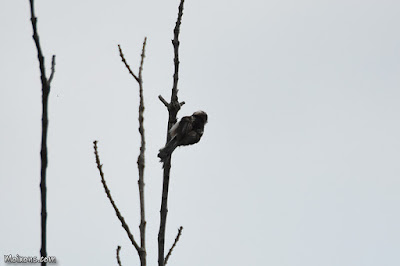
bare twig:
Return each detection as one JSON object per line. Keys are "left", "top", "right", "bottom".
{"left": 158, "top": 95, "right": 169, "bottom": 108}
{"left": 158, "top": 1, "right": 185, "bottom": 265}
{"left": 164, "top": 226, "right": 183, "bottom": 265}
{"left": 116, "top": 246, "right": 122, "bottom": 266}
{"left": 29, "top": 0, "right": 48, "bottom": 89}
{"left": 48, "top": 55, "right": 56, "bottom": 85}
{"left": 117, "top": 37, "right": 148, "bottom": 266}
{"left": 93, "top": 141, "right": 141, "bottom": 254}
{"left": 170, "top": 0, "right": 184, "bottom": 108}
{"left": 118, "top": 44, "right": 140, "bottom": 82}
{"left": 28, "top": 1, "right": 56, "bottom": 265}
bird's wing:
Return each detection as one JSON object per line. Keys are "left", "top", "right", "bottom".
{"left": 169, "top": 121, "right": 180, "bottom": 138}
{"left": 175, "top": 116, "right": 193, "bottom": 140}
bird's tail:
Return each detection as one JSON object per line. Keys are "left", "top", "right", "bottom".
{"left": 158, "top": 138, "right": 179, "bottom": 164}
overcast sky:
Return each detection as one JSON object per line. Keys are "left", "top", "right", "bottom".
{"left": 1, "top": 0, "right": 400, "bottom": 265}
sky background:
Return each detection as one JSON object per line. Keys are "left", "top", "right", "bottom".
{"left": 1, "top": 0, "right": 400, "bottom": 265}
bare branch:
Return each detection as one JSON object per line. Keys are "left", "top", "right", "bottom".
{"left": 116, "top": 246, "right": 122, "bottom": 266}
{"left": 164, "top": 226, "right": 183, "bottom": 265}
{"left": 29, "top": 0, "right": 48, "bottom": 92}
{"left": 115, "top": 38, "right": 149, "bottom": 265}
{"left": 137, "top": 37, "right": 147, "bottom": 266}
{"left": 138, "top": 37, "right": 146, "bottom": 82}
{"left": 158, "top": 1, "right": 186, "bottom": 265}
{"left": 170, "top": 0, "right": 185, "bottom": 109}
{"left": 28, "top": 1, "right": 55, "bottom": 264}
{"left": 118, "top": 44, "right": 140, "bottom": 82}
{"left": 118, "top": 37, "right": 148, "bottom": 266}
{"left": 93, "top": 141, "right": 141, "bottom": 253}
{"left": 48, "top": 55, "right": 56, "bottom": 85}
{"left": 158, "top": 95, "right": 169, "bottom": 107}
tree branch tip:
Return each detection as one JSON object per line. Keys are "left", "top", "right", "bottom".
{"left": 93, "top": 140, "right": 99, "bottom": 148}
{"left": 48, "top": 55, "right": 56, "bottom": 84}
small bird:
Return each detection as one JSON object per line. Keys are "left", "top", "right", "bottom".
{"left": 158, "top": 111, "right": 208, "bottom": 163}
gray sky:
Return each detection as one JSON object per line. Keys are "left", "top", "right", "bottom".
{"left": 1, "top": 0, "right": 400, "bottom": 265}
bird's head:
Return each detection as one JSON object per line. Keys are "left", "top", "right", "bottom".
{"left": 193, "top": 110, "right": 208, "bottom": 124}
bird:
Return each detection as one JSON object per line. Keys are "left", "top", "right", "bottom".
{"left": 158, "top": 110, "right": 208, "bottom": 163}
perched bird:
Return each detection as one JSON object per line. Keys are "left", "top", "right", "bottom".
{"left": 158, "top": 110, "right": 208, "bottom": 163}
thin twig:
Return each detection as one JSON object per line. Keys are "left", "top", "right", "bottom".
{"left": 48, "top": 55, "right": 56, "bottom": 85}
{"left": 118, "top": 44, "right": 140, "bottom": 82}
{"left": 164, "top": 226, "right": 183, "bottom": 265}
{"left": 28, "top": 1, "right": 55, "bottom": 265}
{"left": 29, "top": 0, "right": 48, "bottom": 89}
{"left": 169, "top": 0, "right": 186, "bottom": 110}
{"left": 93, "top": 141, "right": 141, "bottom": 254}
{"left": 158, "top": 1, "right": 185, "bottom": 265}
{"left": 158, "top": 95, "right": 169, "bottom": 108}
{"left": 116, "top": 246, "right": 122, "bottom": 266}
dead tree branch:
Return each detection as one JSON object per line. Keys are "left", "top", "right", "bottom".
{"left": 93, "top": 141, "right": 141, "bottom": 254}
{"left": 158, "top": 1, "right": 185, "bottom": 265}
{"left": 164, "top": 226, "right": 183, "bottom": 265}
{"left": 28, "top": 1, "right": 56, "bottom": 265}
{"left": 118, "top": 37, "right": 148, "bottom": 266}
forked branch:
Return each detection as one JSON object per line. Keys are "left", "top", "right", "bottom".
{"left": 118, "top": 37, "right": 148, "bottom": 266}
